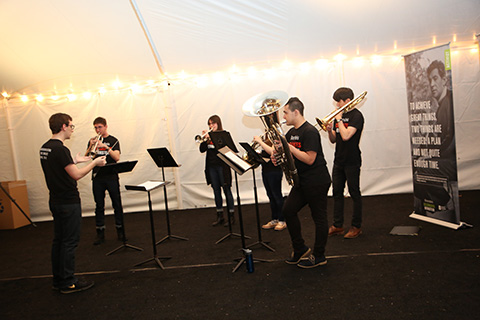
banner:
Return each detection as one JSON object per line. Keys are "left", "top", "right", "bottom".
{"left": 404, "top": 44, "right": 462, "bottom": 228}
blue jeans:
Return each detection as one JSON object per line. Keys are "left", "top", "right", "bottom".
{"left": 332, "top": 164, "right": 362, "bottom": 228}
{"left": 93, "top": 178, "right": 124, "bottom": 228}
{"left": 262, "top": 170, "right": 284, "bottom": 221}
{"left": 283, "top": 180, "right": 330, "bottom": 257}
{"left": 50, "top": 202, "right": 82, "bottom": 288}
{"left": 208, "top": 166, "right": 234, "bottom": 212}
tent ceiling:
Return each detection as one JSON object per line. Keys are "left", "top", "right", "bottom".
{"left": 0, "top": 0, "right": 479, "bottom": 94}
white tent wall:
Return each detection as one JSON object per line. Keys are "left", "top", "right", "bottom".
{"left": 2, "top": 48, "right": 479, "bottom": 222}
{"left": 0, "top": 0, "right": 479, "bottom": 222}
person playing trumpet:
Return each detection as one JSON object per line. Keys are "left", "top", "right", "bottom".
{"left": 326, "top": 87, "right": 365, "bottom": 239}
{"left": 199, "top": 115, "right": 235, "bottom": 227}
{"left": 87, "top": 117, "right": 123, "bottom": 245}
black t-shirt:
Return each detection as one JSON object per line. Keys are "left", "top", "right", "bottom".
{"left": 91, "top": 135, "right": 120, "bottom": 179}
{"left": 40, "top": 139, "right": 80, "bottom": 204}
{"left": 286, "top": 121, "right": 330, "bottom": 187}
{"left": 333, "top": 108, "right": 364, "bottom": 166}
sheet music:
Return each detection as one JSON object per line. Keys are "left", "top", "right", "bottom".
{"left": 225, "top": 150, "right": 252, "bottom": 171}
{"left": 138, "top": 180, "right": 165, "bottom": 191}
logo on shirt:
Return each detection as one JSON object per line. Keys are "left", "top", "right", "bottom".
{"left": 40, "top": 147, "right": 51, "bottom": 160}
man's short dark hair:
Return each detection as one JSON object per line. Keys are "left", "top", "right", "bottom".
{"left": 333, "top": 87, "right": 354, "bottom": 102}
{"left": 49, "top": 113, "right": 72, "bottom": 134}
{"left": 427, "top": 60, "right": 446, "bottom": 78}
{"left": 286, "top": 97, "right": 304, "bottom": 116}
{"left": 93, "top": 117, "right": 107, "bottom": 126}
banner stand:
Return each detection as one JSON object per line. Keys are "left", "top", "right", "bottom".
{"left": 410, "top": 212, "right": 473, "bottom": 230}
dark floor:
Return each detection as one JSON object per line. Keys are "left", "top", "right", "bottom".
{"left": 0, "top": 191, "right": 479, "bottom": 320}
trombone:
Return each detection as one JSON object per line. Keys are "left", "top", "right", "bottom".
{"left": 315, "top": 91, "right": 367, "bottom": 131}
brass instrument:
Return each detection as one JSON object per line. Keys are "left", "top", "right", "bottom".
{"left": 85, "top": 134, "right": 102, "bottom": 158}
{"left": 242, "top": 91, "right": 299, "bottom": 186}
{"left": 241, "top": 120, "right": 287, "bottom": 163}
{"left": 194, "top": 128, "right": 213, "bottom": 143}
{"left": 316, "top": 91, "right": 367, "bottom": 131}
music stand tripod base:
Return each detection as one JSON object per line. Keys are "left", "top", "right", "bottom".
{"left": 126, "top": 182, "right": 172, "bottom": 270}
{"left": 147, "top": 147, "right": 189, "bottom": 245}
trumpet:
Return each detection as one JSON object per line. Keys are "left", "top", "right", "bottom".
{"left": 85, "top": 134, "right": 102, "bottom": 158}
{"left": 315, "top": 91, "right": 367, "bottom": 131}
{"left": 194, "top": 128, "right": 212, "bottom": 143}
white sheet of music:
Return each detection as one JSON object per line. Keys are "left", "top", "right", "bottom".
{"left": 138, "top": 180, "right": 165, "bottom": 191}
{"left": 225, "top": 150, "right": 251, "bottom": 171}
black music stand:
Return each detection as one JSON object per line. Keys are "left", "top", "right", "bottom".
{"left": 239, "top": 142, "right": 275, "bottom": 252}
{"left": 147, "top": 147, "right": 189, "bottom": 244}
{"left": 96, "top": 161, "right": 144, "bottom": 256}
{"left": 210, "top": 131, "right": 250, "bottom": 244}
{"left": 211, "top": 132, "right": 268, "bottom": 272}
{"left": 126, "top": 181, "right": 171, "bottom": 269}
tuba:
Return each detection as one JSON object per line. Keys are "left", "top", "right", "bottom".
{"left": 242, "top": 91, "right": 299, "bottom": 186}
{"left": 315, "top": 91, "right": 367, "bottom": 131}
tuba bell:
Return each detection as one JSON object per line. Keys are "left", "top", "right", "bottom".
{"left": 242, "top": 91, "right": 299, "bottom": 186}
{"left": 316, "top": 91, "right": 367, "bottom": 131}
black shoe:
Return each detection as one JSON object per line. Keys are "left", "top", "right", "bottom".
{"left": 60, "top": 280, "right": 94, "bottom": 294}
{"left": 224, "top": 212, "right": 235, "bottom": 227}
{"left": 116, "top": 227, "right": 127, "bottom": 241}
{"left": 297, "top": 254, "right": 327, "bottom": 268}
{"left": 212, "top": 212, "right": 225, "bottom": 226}
{"left": 93, "top": 228, "right": 105, "bottom": 245}
{"left": 285, "top": 247, "right": 311, "bottom": 265}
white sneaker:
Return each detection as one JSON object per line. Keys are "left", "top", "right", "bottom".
{"left": 274, "top": 221, "right": 287, "bottom": 231}
{"left": 262, "top": 220, "right": 278, "bottom": 229}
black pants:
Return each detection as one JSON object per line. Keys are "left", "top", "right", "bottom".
{"left": 332, "top": 164, "right": 362, "bottom": 228}
{"left": 50, "top": 202, "right": 81, "bottom": 288}
{"left": 93, "top": 177, "right": 124, "bottom": 228}
{"left": 283, "top": 180, "right": 330, "bottom": 257}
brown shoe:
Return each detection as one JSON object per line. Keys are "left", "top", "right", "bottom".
{"left": 328, "top": 225, "right": 344, "bottom": 236}
{"left": 344, "top": 227, "right": 362, "bottom": 239}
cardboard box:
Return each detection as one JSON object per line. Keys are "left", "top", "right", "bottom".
{"left": 0, "top": 180, "right": 31, "bottom": 229}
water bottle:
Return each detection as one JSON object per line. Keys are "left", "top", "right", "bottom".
{"left": 244, "top": 249, "right": 254, "bottom": 273}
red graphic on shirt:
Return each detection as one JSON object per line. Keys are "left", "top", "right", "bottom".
{"left": 290, "top": 141, "right": 301, "bottom": 149}
{"left": 335, "top": 120, "right": 349, "bottom": 129}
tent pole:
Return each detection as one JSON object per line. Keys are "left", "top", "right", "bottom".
{"left": 2, "top": 100, "right": 21, "bottom": 180}
{"left": 129, "top": 0, "right": 183, "bottom": 208}
{"left": 129, "top": 0, "right": 166, "bottom": 76}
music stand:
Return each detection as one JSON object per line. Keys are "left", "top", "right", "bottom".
{"left": 96, "top": 161, "right": 144, "bottom": 256}
{"left": 211, "top": 132, "right": 268, "bottom": 272}
{"left": 209, "top": 131, "right": 250, "bottom": 244}
{"left": 239, "top": 142, "right": 275, "bottom": 252}
{"left": 125, "top": 181, "right": 172, "bottom": 269}
{"left": 147, "top": 147, "right": 189, "bottom": 244}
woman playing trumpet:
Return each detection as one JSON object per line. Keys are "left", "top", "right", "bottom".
{"left": 199, "top": 115, "right": 235, "bottom": 227}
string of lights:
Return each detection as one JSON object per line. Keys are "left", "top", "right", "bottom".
{"left": 2, "top": 37, "right": 478, "bottom": 104}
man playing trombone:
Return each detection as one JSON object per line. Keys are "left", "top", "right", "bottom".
{"left": 87, "top": 117, "right": 123, "bottom": 245}
{"left": 326, "top": 87, "right": 365, "bottom": 239}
